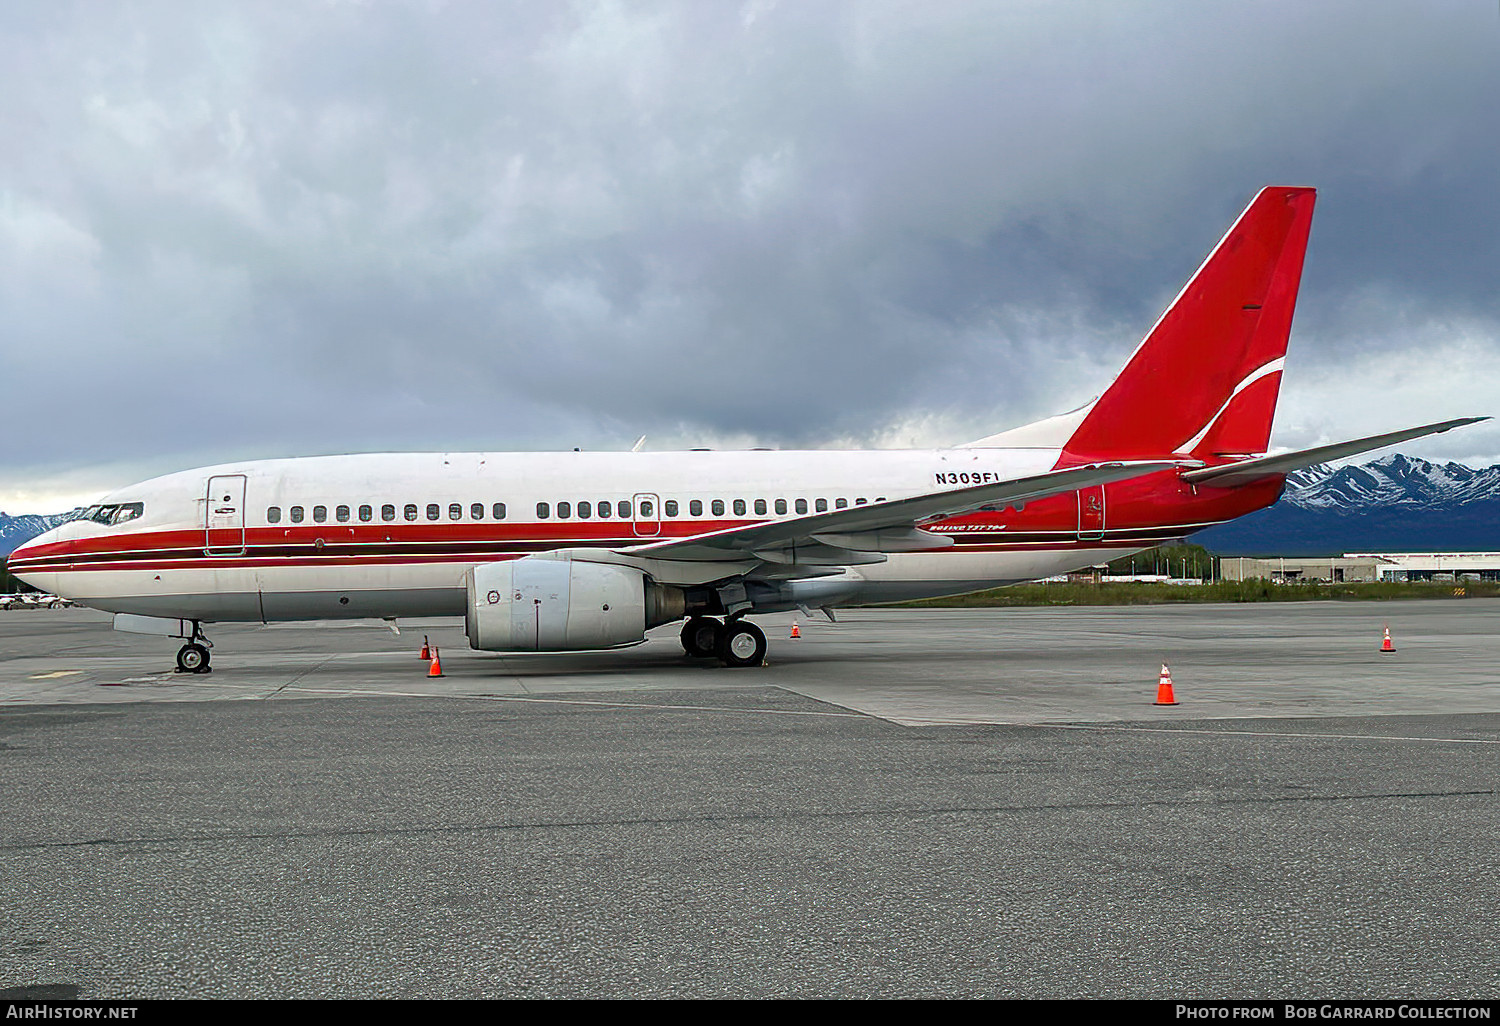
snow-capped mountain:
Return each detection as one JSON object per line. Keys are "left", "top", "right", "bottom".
{"left": 1283, "top": 454, "right": 1500, "bottom": 511}
{"left": 0, "top": 511, "right": 77, "bottom": 557}
{"left": 1198, "top": 454, "right": 1500, "bottom": 556}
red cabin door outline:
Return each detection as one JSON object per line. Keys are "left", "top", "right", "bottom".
{"left": 1078, "top": 485, "right": 1105, "bottom": 542}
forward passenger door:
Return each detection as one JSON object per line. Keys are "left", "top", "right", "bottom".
{"left": 205, "top": 475, "right": 247, "bottom": 555}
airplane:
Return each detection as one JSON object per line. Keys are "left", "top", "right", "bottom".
{"left": 8, "top": 186, "right": 1486, "bottom": 673}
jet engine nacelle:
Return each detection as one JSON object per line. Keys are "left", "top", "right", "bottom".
{"left": 465, "top": 556, "right": 681, "bottom": 652}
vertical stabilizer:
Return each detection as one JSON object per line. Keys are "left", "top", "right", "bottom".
{"left": 1060, "top": 186, "right": 1316, "bottom": 463}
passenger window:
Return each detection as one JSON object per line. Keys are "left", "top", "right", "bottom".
{"left": 449, "top": 503, "right": 462, "bottom": 521}
{"left": 754, "top": 499, "right": 767, "bottom": 516}
{"left": 404, "top": 504, "right": 418, "bottom": 522}
{"left": 711, "top": 500, "right": 724, "bottom": 516}
{"left": 733, "top": 499, "right": 746, "bottom": 516}
{"left": 359, "top": 505, "right": 373, "bottom": 522}
{"left": 558, "top": 501, "right": 571, "bottom": 519}
{"left": 426, "top": 503, "right": 440, "bottom": 521}
{"left": 795, "top": 499, "right": 807, "bottom": 514}
{"left": 577, "top": 501, "right": 591, "bottom": 519}
{"left": 536, "top": 502, "right": 550, "bottom": 519}
{"left": 664, "top": 500, "right": 678, "bottom": 517}
{"left": 816, "top": 498, "right": 828, "bottom": 513}
{"left": 313, "top": 505, "right": 327, "bottom": 523}
{"left": 268, "top": 507, "right": 282, "bottom": 524}
{"left": 836, "top": 498, "right": 848, "bottom": 509}
{"left": 290, "top": 506, "right": 305, "bottom": 523}
{"left": 632, "top": 500, "right": 645, "bottom": 518}
{"left": 596, "top": 501, "right": 610, "bottom": 518}
{"left": 336, "top": 506, "right": 351, "bottom": 523}
{"left": 775, "top": 499, "right": 787, "bottom": 515}
{"left": 690, "top": 500, "right": 703, "bottom": 517}
{"left": 619, "top": 500, "right": 632, "bottom": 518}
{"left": 855, "top": 498, "right": 867, "bottom": 506}
{"left": 471, "top": 503, "right": 484, "bottom": 520}
{"left": 493, "top": 503, "right": 507, "bottom": 520}
{"left": 382, "top": 504, "right": 396, "bottom": 522}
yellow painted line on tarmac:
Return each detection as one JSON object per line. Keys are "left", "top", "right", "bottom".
{"left": 29, "top": 671, "right": 83, "bottom": 679}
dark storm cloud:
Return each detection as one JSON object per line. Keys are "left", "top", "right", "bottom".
{"left": 0, "top": 0, "right": 1496, "bottom": 506}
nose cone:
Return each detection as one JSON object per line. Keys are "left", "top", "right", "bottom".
{"left": 7, "top": 524, "right": 68, "bottom": 593}
{"left": 11, "top": 522, "right": 60, "bottom": 557}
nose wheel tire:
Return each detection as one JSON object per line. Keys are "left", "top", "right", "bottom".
{"left": 176, "top": 643, "right": 211, "bottom": 674}
{"left": 717, "top": 620, "right": 767, "bottom": 668}
{"left": 681, "top": 616, "right": 723, "bottom": 658}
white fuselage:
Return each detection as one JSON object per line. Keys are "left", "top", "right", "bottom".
{"left": 13, "top": 447, "right": 1157, "bottom": 622}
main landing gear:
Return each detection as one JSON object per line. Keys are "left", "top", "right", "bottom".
{"left": 175, "top": 621, "right": 213, "bottom": 674}
{"left": 680, "top": 615, "right": 768, "bottom": 668}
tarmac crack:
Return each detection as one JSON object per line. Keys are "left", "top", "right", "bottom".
{"left": 263, "top": 655, "right": 342, "bottom": 698}
{"left": 0, "top": 788, "right": 1490, "bottom": 854}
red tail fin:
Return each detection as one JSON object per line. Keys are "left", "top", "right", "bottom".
{"left": 1061, "top": 186, "right": 1316, "bottom": 464}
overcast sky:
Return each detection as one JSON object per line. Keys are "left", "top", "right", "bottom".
{"left": 1, "top": 0, "right": 1497, "bottom": 511}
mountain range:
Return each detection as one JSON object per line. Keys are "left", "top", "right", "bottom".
{"left": 0, "top": 511, "right": 77, "bottom": 558}
{"left": 1194, "top": 453, "right": 1500, "bottom": 555}
{"left": 1, "top": 453, "right": 1496, "bottom": 559}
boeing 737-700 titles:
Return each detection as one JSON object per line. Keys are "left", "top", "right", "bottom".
{"left": 9, "top": 187, "right": 1485, "bottom": 671}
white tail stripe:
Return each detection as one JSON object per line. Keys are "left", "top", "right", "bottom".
{"left": 1174, "top": 357, "right": 1285, "bottom": 455}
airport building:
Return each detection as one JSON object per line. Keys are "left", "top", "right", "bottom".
{"left": 1221, "top": 553, "right": 1500, "bottom": 583}
{"left": 1219, "top": 556, "right": 1384, "bottom": 583}
{"left": 1346, "top": 552, "right": 1500, "bottom": 582}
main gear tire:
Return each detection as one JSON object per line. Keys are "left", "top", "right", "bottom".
{"left": 680, "top": 616, "right": 723, "bottom": 658}
{"left": 717, "top": 620, "right": 767, "bottom": 668}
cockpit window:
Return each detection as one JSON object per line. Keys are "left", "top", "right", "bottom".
{"left": 83, "top": 502, "right": 144, "bottom": 526}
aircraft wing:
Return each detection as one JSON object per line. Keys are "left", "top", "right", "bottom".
{"left": 616, "top": 461, "right": 1179, "bottom": 563}
{"left": 1181, "top": 417, "right": 1489, "bottom": 488}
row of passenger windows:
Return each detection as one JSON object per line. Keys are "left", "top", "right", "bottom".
{"left": 265, "top": 496, "right": 880, "bottom": 525}
{"left": 268, "top": 503, "right": 508, "bottom": 525}
{"left": 534, "top": 496, "right": 875, "bottom": 519}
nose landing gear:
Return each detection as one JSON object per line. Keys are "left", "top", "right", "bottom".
{"left": 174, "top": 621, "right": 213, "bottom": 674}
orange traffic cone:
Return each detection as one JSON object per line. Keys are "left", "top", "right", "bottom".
{"left": 1154, "top": 663, "right": 1179, "bottom": 706}
{"left": 420, "top": 635, "right": 430, "bottom": 660}
{"left": 428, "top": 647, "right": 444, "bottom": 678}
{"left": 790, "top": 622, "right": 801, "bottom": 639}
{"left": 1381, "top": 626, "right": 1395, "bottom": 653}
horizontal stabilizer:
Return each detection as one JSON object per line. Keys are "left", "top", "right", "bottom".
{"left": 1180, "top": 417, "right": 1489, "bottom": 487}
